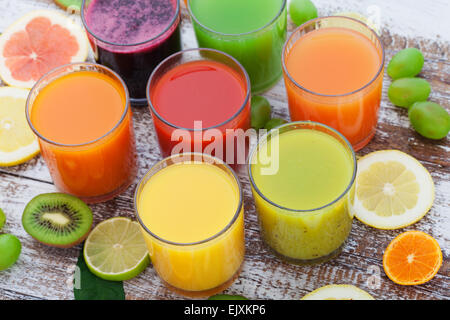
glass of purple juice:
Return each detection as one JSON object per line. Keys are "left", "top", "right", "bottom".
{"left": 81, "top": 0, "right": 181, "bottom": 106}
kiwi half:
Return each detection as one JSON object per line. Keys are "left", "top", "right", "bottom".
{"left": 22, "top": 193, "right": 93, "bottom": 248}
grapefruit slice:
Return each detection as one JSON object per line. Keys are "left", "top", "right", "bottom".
{"left": 0, "top": 10, "right": 89, "bottom": 88}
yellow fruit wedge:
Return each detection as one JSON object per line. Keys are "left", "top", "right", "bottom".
{"left": 351, "top": 150, "right": 434, "bottom": 229}
{"left": 0, "top": 87, "right": 40, "bottom": 166}
{"left": 302, "top": 284, "right": 375, "bottom": 300}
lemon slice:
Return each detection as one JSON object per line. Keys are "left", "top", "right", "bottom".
{"left": 0, "top": 87, "right": 40, "bottom": 166}
{"left": 351, "top": 150, "right": 434, "bottom": 229}
{"left": 302, "top": 284, "right": 375, "bottom": 300}
{"left": 84, "top": 217, "right": 150, "bottom": 281}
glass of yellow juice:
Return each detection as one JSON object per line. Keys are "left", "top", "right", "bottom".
{"left": 248, "top": 121, "right": 357, "bottom": 264}
{"left": 134, "top": 153, "right": 244, "bottom": 297}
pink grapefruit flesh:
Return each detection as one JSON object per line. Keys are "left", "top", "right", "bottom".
{"left": 0, "top": 10, "right": 88, "bottom": 88}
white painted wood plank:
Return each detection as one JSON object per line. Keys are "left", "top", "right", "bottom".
{"left": 0, "top": 0, "right": 448, "bottom": 300}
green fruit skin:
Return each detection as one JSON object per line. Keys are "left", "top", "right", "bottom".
{"left": 388, "top": 78, "right": 431, "bottom": 108}
{"left": 387, "top": 48, "right": 424, "bottom": 79}
{"left": 408, "top": 101, "right": 450, "bottom": 140}
{"left": 208, "top": 294, "right": 248, "bottom": 300}
{"left": 84, "top": 247, "right": 150, "bottom": 281}
{"left": 0, "top": 234, "right": 21, "bottom": 271}
{"left": 264, "top": 118, "right": 288, "bottom": 130}
{"left": 289, "top": 0, "right": 318, "bottom": 26}
{"left": 0, "top": 208, "right": 5, "bottom": 230}
{"left": 251, "top": 96, "right": 272, "bottom": 129}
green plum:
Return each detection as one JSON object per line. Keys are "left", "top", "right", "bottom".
{"left": 264, "top": 118, "right": 288, "bottom": 130}
{"left": 408, "top": 101, "right": 450, "bottom": 140}
{"left": 251, "top": 96, "right": 272, "bottom": 130}
{"left": 289, "top": 0, "right": 318, "bottom": 26}
{"left": 0, "top": 234, "right": 21, "bottom": 271}
{"left": 387, "top": 48, "right": 424, "bottom": 80}
{"left": 0, "top": 208, "right": 5, "bottom": 230}
{"left": 388, "top": 78, "right": 431, "bottom": 108}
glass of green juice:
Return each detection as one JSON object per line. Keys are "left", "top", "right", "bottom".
{"left": 248, "top": 121, "right": 357, "bottom": 264}
{"left": 188, "top": 0, "right": 287, "bottom": 93}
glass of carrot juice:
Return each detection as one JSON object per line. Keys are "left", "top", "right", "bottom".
{"left": 26, "top": 63, "right": 137, "bottom": 203}
{"left": 134, "top": 153, "right": 245, "bottom": 297}
{"left": 282, "top": 16, "right": 385, "bottom": 151}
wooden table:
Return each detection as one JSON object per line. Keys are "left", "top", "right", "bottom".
{"left": 0, "top": 0, "right": 448, "bottom": 300}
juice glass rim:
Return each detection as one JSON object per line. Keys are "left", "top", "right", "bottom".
{"left": 146, "top": 47, "right": 251, "bottom": 132}
{"left": 187, "top": 0, "right": 287, "bottom": 38}
{"left": 134, "top": 152, "right": 244, "bottom": 246}
{"left": 26, "top": 62, "right": 130, "bottom": 148}
{"left": 282, "top": 15, "right": 385, "bottom": 98}
{"left": 248, "top": 121, "right": 357, "bottom": 213}
{"left": 81, "top": 0, "right": 181, "bottom": 47}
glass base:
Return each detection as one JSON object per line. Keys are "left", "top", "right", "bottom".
{"left": 251, "top": 72, "right": 282, "bottom": 95}
{"left": 72, "top": 165, "right": 137, "bottom": 204}
{"left": 353, "top": 128, "right": 376, "bottom": 152}
{"left": 264, "top": 240, "right": 347, "bottom": 266}
{"left": 130, "top": 97, "right": 148, "bottom": 107}
{"left": 160, "top": 263, "right": 243, "bottom": 298}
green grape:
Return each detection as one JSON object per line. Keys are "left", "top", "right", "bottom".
{"left": 387, "top": 48, "right": 424, "bottom": 79}
{"left": 264, "top": 118, "right": 288, "bottom": 130}
{"left": 251, "top": 96, "right": 272, "bottom": 130}
{"left": 0, "top": 234, "right": 21, "bottom": 271}
{"left": 388, "top": 78, "right": 431, "bottom": 108}
{"left": 0, "top": 208, "right": 5, "bottom": 230}
{"left": 408, "top": 101, "right": 450, "bottom": 140}
{"left": 208, "top": 294, "right": 248, "bottom": 300}
{"left": 289, "top": 0, "right": 318, "bottom": 26}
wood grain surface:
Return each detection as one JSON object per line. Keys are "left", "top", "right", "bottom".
{"left": 0, "top": 0, "right": 448, "bottom": 300}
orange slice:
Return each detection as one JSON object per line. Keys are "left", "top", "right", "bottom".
{"left": 0, "top": 10, "right": 89, "bottom": 88}
{"left": 383, "top": 231, "right": 442, "bottom": 285}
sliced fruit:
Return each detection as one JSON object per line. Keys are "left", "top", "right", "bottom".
{"left": 332, "top": 12, "right": 380, "bottom": 34}
{"left": 0, "top": 87, "right": 40, "bottom": 166}
{"left": 351, "top": 150, "right": 434, "bottom": 229}
{"left": 301, "top": 284, "right": 375, "bottom": 300}
{"left": 84, "top": 217, "right": 150, "bottom": 281}
{"left": 0, "top": 9, "right": 89, "bottom": 88}
{"left": 22, "top": 193, "right": 93, "bottom": 248}
{"left": 209, "top": 294, "right": 248, "bottom": 300}
{"left": 54, "top": 0, "right": 82, "bottom": 13}
{"left": 383, "top": 231, "right": 442, "bottom": 285}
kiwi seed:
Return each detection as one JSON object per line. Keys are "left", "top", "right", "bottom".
{"left": 22, "top": 193, "right": 93, "bottom": 248}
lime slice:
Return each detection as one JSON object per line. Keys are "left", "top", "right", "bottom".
{"left": 351, "top": 150, "right": 434, "bottom": 229}
{"left": 84, "top": 217, "right": 150, "bottom": 281}
{"left": 302, "top": 284, "right": 375, "bottom": 300}
{"left": 0, "top": 87, "right": 40, "bottom": 166}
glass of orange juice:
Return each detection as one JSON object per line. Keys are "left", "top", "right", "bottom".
{"left": 134, "top": 153, "right": 244, "bottom": 297}
{"left": 26, "top": 63, "right": 137, "bottom": 203}
{"left": 282, "top": 16, "right": 385, "bottom": 151}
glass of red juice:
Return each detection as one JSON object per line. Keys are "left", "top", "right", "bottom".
{"left": 147, "top": 48, "right": 251, "bottom": 166}
{"left": 81, "top": 0, "right": 182, "bottom": 106}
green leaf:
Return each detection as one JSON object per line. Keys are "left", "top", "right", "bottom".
{"left": 73, "top": 247, "right": 125, "bottom": 300}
